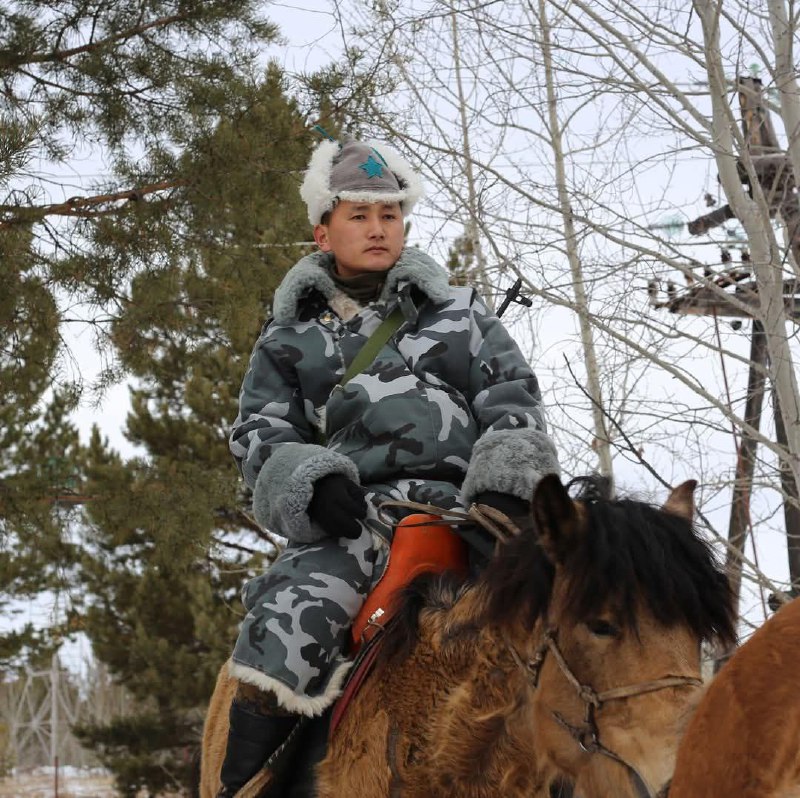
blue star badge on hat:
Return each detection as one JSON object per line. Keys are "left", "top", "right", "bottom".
{"left": 359, "top": 154, "right": 385, "bottom": 178}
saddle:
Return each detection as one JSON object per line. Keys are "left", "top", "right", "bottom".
{"left": 331, "top": 512, "right": 469, "bottom": 735}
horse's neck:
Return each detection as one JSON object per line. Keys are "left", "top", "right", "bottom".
{"left": 443, "top": 584, "right": 545, "bottom": 697}
{"left": 318, "top": 584, "right": 553, "bottom": 797}
{"left": 422, "top": 591, "right": 548, "bottom": 790}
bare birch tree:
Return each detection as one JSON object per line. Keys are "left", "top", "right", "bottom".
{"left": 334, "top": 0, "right": 800, "bottom": 627}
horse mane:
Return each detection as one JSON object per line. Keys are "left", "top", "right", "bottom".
{"left": 375, "top": 570, "right": 471, "bottom": 667}
{"left": 375, "top": 478, "right": 607, "bottom": 663}
{"left": 484, "top": 486, "right": 736, "bottom": 647}
{"left": 373, "top": 481, "right": 611, "bottom": 667}
{"left": 375, "top": 478, "right": 735, "bottom": 667}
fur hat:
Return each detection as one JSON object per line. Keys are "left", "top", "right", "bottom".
{"left": 300, "top": 137, "right": 424, "bottom": 225}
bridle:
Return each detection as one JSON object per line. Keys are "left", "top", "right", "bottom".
{"left": 376, "top": 499, "right": 702, "bottom": 797}
{"left": 506, "top": 628, "right": 702, "bottom": 798}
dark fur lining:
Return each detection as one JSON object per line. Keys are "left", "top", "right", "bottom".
{"left": 375, "top": 571, "right": 470, "bottom": 667}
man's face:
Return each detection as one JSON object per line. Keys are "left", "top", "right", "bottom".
{"left": 313, "top": 200, "right": 405, "bottom": 278}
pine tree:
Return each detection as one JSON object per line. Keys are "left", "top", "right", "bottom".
{"left": 0, "top": 0, "right": 279, "bottom": 656}
{"left": 70, "top": 72, "right": 316, "bottom": 795}
{"left": 0, "top": 2, "right": 316, "bottom": 792}
{"left": 1, "top": 3, "right": 385, "bottom": 789}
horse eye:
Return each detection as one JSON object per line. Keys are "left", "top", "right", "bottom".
{"left": 586, "top": 619, "right": 619, "bottom": 638}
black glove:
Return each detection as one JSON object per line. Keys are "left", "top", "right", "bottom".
{"left": 307, "top": 474, "right": 367, "bottom": 539}
{"left": 473, "top": 490, "right": 530, "bottom": 522}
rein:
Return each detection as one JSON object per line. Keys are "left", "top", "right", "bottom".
{"left": 508, "top": 629, "right": 702, "bottom": 798}
{"left": 377, "top": 499, "right": 522, "bottom": 543}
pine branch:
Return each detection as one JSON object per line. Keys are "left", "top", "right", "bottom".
{"left": 209, "top": 535, "right": 261, "bottom": 556}
{"left": 0, "top": 13, "right": 193, "bottom": 69}
{"left": 0, "top": 179, "right": 185, "bottom": 227}
{"left": 236, "top": 509, "right": 285, "bottom": 550}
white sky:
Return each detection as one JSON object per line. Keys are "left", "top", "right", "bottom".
{"left": 19, "top": 1, "right": 794, "bottom": 673}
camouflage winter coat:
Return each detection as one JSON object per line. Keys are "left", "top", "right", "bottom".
{"left": 229, "top": 248, "right": 559, "bottom": 543}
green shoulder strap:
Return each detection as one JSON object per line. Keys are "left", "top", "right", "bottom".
{"left": 338, "top": 306, "right": 405, "bottom": 387}
{"left": 314, "top": 306, "right": 405, "bottom": 445}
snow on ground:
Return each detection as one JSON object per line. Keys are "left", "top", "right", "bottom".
{"left": 0, "top": 767, "right": 182, "bottom": 797}
{"left": 0, "top": 768, "right": 115, "bottom": 797}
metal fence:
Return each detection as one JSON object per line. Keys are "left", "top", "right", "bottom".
{"left": 0, "top": 653, "right": 131, "bottom": 772}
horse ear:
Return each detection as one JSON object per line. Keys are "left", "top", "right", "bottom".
{"left": 662, "top": 479, "right": 697, "bottom": 520}
{"left": 532, "top": 473, "right": 579, "bottom": 564}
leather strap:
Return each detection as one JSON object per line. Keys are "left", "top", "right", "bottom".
{"left": 339, "top": 306, "right": 405, "bottom": 387}
{"left": 315, "top": 306, "right": 405, "bottom": 445}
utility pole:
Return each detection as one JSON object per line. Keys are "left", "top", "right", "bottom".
{"left": 724, "top": 322, "right": 768, "bottom": 616}
{"left": 735, "top": 77, "right": 800, "bottom": 607}
{"left": 651, "top": 76, "right": 800, "bottom": 638}
{"left": 51, "top": 654, "right": 59, "bottom": 798}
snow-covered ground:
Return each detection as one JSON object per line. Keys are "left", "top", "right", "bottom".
{"left": 0, "top": 767, "right": 182, "bottom": 797}
{"left": 0, "top": 767, "right": 114, "bottom": 797}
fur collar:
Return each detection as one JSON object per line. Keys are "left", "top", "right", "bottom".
{"left": 272, "top": 248, "right": 451, "bottom": 324}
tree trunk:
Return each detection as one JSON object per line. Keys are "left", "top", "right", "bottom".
{"left": 768, "top": 0, "right": 800, "bottom": 188}
{"left": 449, "top": 5, "right": 492, "bottom": 308}
{"left": 772, "top": 387, "right": 800, "bottom": 593}
{"left": 696, "top": 0, "right": 800, "bottom": 496}
{"left": 538, "top": 0, "right": 614, "bottom": 485}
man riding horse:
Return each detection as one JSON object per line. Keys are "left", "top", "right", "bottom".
{"left": 217, "top": 132, "right": 560, "bottom": 796}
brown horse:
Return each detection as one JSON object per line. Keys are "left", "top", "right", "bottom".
{"left": 667, "top": 596, "right": 800, "bottom": 798}
{"left": 201, "top": 475, "right": 735, "bottom": 797}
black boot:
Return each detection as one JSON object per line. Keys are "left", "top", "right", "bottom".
{"left": 217, "top": 700, "right": 298, "bottom": 798}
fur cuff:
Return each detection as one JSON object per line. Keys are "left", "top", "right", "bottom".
{"left": 252, "top": 444, "right": 360, "bottom": 543}
{"left": 461, "top": 429, "right": 560, "bottom": 507}
{"left": 228, "top": 659, "right": 353, "bottom": 718}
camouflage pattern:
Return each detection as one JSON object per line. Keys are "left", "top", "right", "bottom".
{"left": 228, "top": 247, "right": 559, "bottom": 709}
{"left": 232, "top": 522, "right": 385, "bottom": 702}
{"left": 231, "top": 248, "right": 557, "bottom": 546}
{"left": 230, "top": 482, "right": 467, "bottom": 705}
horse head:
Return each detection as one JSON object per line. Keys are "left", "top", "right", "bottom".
{"left": 315, "top": 474, "right": 735, "bottom": 798}
{"left": 481, "top": 474, "right": 736, "bottom": 797}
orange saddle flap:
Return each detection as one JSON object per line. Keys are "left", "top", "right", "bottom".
{"left": 350, "top": 513, "right": 468, "bottom": 653}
